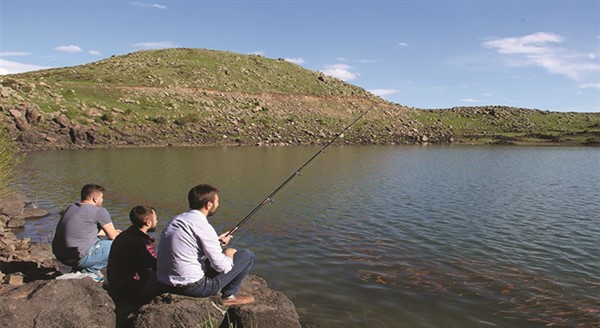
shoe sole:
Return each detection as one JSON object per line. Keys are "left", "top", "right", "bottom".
{"left": 222, "top": 298, "right": 255, "bottom": 306}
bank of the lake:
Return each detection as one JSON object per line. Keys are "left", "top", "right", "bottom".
{"left": 10, "top": 145, "right": 600, "bottom": 327}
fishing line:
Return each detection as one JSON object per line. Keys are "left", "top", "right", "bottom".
{"left": 223, "top": 106, "right": 374, "bottom": 240}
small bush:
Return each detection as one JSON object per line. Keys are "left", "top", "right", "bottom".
{"left": 151, "top": 116, "right": 168, "bottom": 124}
{"left": 100, "top": 112, "right": 114, "bottom": 122}
{"left": 174, "top": 113, "right": 200, "bottom": 126}
{"left": 0, "top": 128, "right": 22, "bottom": 197}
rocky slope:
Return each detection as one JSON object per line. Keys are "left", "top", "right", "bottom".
{"left": 1, "top": 48, "right": 599, "bottom": 150}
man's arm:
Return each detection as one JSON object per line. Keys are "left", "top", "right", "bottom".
{"left": 101, "top": 222, "right": 120, "bottom": 240}
{"left": 200, "top": 225, "right": 234, "bottom": 273}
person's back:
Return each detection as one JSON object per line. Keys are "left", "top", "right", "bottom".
{"left": 156, "top": 184, "right": 255, "bottom": 306}
{"left": 107, "top": 206, "right": 160, "bottom": 303}
{"left": 107, "top": 206, "right": 161, "bottom": 328}
{"left": 52, "top": 184, "right": 120, "bottom": 277}
{"left": 52, "top": 203, "right": 111, "bottom": 266}
{"left": 107, "top": 227, "right": 156, "bottom": 298}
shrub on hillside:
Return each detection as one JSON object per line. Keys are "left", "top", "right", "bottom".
{"left": 174, "top": 113, "right": 200, "bottom": 126}
{"left": 0, "top": 128, "right": 22, "bottom": 197}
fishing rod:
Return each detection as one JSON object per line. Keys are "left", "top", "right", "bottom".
{"left": 223, "top": 107, "right": 374, "bottom": 239}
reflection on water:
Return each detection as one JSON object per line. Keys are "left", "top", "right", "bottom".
{"left": 12, "top": 146, "right": 600, "bottom": 327}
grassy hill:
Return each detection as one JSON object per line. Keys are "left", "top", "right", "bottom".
{"left": 1, "top": 48, "right": 599, "bottom": 150}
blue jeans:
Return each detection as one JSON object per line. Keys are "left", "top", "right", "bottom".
{"left": 177, "top": 249, "right": 255, "bottom": 298}
{"left": 75, "top": 239, "right": 112, "bottom": 274}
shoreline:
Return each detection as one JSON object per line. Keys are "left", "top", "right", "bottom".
{"left": 17, "top": 137, "right": 600, "bottom": 153}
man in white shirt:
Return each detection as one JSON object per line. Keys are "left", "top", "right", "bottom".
{"left": 157, "top": 184, "right": 255, "bottom": 306}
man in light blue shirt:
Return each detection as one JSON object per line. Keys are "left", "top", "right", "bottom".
{"left": 157, "top": 184, "right": 255, "bottom": 306}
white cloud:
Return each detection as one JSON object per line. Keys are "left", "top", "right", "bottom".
{"left": 132, "top": 41, "right": 177, "bottom": 49}
{"left": 369, "top": 89, "right": 399, "bottom": 97}
{"left": 54, "top": 45, "right": 83, "bottom": 53}
{"left": 0, "top": 51, "right": 30, "bottom": 57}
{"left": 251, "top": 50, "right": 265, "bottom": 56}
{"left": 89, "top": 50, "right": 101, "bottom": 56}
{"left": 579, "top": 83, "right": 600, "bottom": 90}
{"left": 336, "top": 57, "right": 348, "bottom": 62}
{"left": 284, "top": 57, "right": 305, "bottom": 64}
{"left": 399, "top": 42, "right": 409, "bottom": 47}
{"left": 132, "top": 2, "right": 166, "bottom": 10}
{"left": 322, "top": 63, "right": 359, "bottom": 81}
{"left": 483, "top": 32, "right": 600, "bottom": 80}
{"left": 461, "top": 98, "right": 484, "bottom": 103}
{"left": 358, "top": 59, "right": 378, "bottom": 64}
{"left": 0, "top": 59, "right": 51, "bottom": 75}
{"left": 483, "top": 32, "right": 563, "bottom": 55}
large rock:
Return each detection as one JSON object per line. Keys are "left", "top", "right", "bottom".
{"left": 133, "top": 293, "right": 226, "bottom": 328}
{"left": 225, "top": 275, "right": 302, "bottom": 328}
{"left": 134, "top": 275, "right": 302, "bottom": 328}
{"left": 0, "top": 272, "right": 302, "bottom": 328}
{"left": 23, "top": 207, "right": 49, "bottom": 219}
{"left": 0, "top": 278, "right": 116, "bottom": 327}
{"left": 0, "top": 193, "right": 26, "bottom": 217}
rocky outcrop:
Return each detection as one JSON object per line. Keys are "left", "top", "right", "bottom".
{"left": 0, "top": 193, "right": 56, "bottom": 285}
{"left": 0, "top": 193, "right": 49, "bottom": 229}
{"left": 0, "top": 278, "right": 116, "bottom": 327}
{"left": 135, "top": 275, "right": 301, "bottom": 328}
{"left": 0, "top": 274, "right": 302, "bottom": 328}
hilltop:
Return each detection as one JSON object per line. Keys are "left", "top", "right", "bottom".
{"left": 1, "top": 48, "right": 599, "bottom": 150}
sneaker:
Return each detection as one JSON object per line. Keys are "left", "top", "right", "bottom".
{"left": 221, "top": 294, "right": 255, "bottom": 306}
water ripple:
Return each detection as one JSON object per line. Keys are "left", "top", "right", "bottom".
{"left": 12, "top": 146, "right": 600, "bottom": 327}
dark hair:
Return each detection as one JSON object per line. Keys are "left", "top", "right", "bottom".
{"left": 129, "top": 205, "right": 155, "bottom": 228}
{"left": 81, "top": 184, "right": 105, "bottom": 201}
{"left": 188, "top": 184, "right": 219, "bottom": 210}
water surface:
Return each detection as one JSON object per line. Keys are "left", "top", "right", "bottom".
{"left": 13, "top": 146, "right": 600, "bottom": 327}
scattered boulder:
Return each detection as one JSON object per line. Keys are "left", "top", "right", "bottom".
{"left": 0, "top": 86, "right": 16, "bottom": 99}
{"left": 69, "top": 124, "right": 96, "bottom": 144}
{"left": 0, "top": 193, "right": 26, "bottom": 217}
{"left": 53, "top": 114, "right": 71, "bottom": 128}
{"left": 25, "top": 106, "right": 42, "bottom": 124}
{"left": 23, "top": 207, "right": 49, "bottom": 219}
{"left": 6, "top": 217, "right": 25, "bottom": 229}
{"left": 8, "top": 108, "right": 23, "bottom": 119}
{"left": 4, "top": 273, "right": 24, "bottom": 285}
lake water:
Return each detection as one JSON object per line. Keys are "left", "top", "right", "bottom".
{"left": 12, "top": 146, "right": 600, "bottom": 327}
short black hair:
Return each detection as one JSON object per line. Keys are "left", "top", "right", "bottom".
{"left": 129, "top": 205, "right": 155, "bottom": 228}
{"left": 81, "top": 184, "right": 105, "bottom": 201}
{"left": 188, "top": 184, "right": 219, "bottom": 210}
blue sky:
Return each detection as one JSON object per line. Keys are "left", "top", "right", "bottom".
{"left": 1, "top": 1, "right": 599, "bottom": 112}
